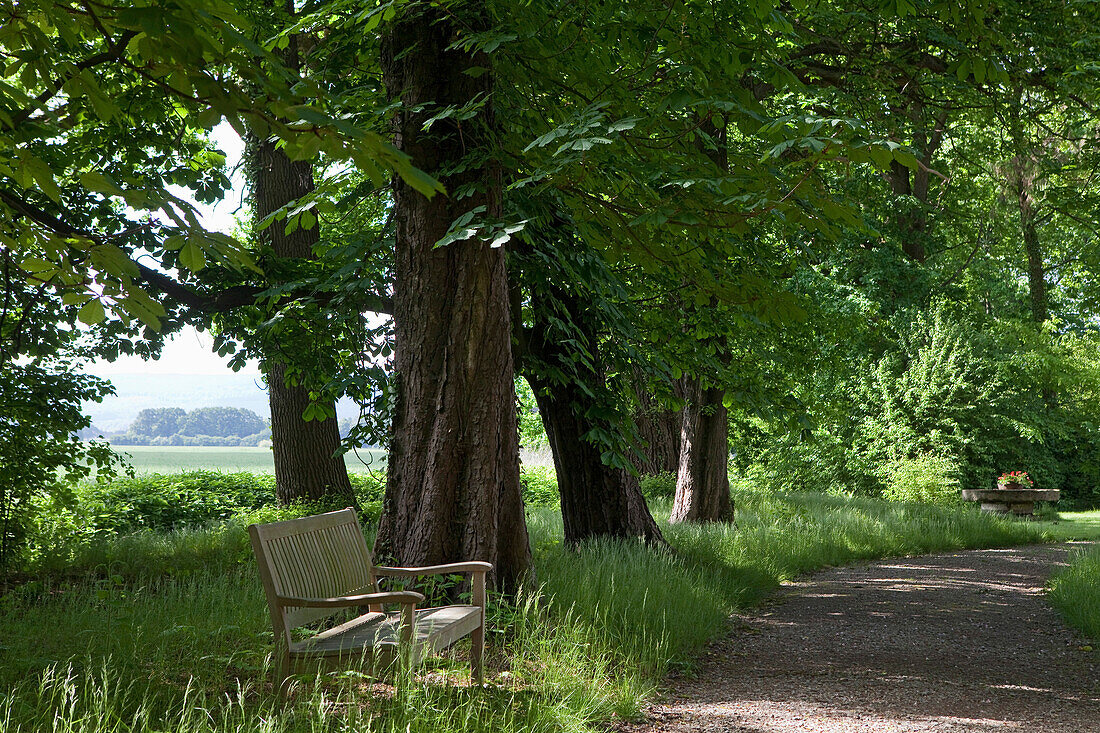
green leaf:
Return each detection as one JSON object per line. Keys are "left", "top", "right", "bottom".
{"left": 77, "top": 299, "right": 105, "bottom": 325}
{"left": 79, "top": 172, "right": 125, "bottom": 197}
{"left": 179, "top": 241, "right": 206, "bottom": 273}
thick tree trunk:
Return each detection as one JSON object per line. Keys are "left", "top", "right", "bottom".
{"left": 670, "top": 377, "right": 733, "bottom": 523}
{"left": 266, "top": 361, "right": 357, "bottom": 505}
{"left": 530, "top": 375, "right": 665, "bottom": 546}
{"left": 375, "top": 4, "right": 532, "bottom": 592}
{"left": 886, "top": 102, "right": 949, "bottom": 265}
{"left": 249, "top": 13, "right": 357, "bottom": 509}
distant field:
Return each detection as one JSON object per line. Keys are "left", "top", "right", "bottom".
{"left": 111, "top": 445, "right": 388, "bottom": 474}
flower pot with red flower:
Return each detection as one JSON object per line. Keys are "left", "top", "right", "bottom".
{"left": 997, "top": 471, "right": 1033, "bottom": 490}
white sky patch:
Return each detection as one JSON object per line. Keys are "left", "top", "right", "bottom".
{"left": 89, "top": 326, "right": 261, "bottom": 377}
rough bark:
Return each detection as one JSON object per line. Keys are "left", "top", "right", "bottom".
{"left": 533, "top": 378, "right": 665, "bottom": 546}
{"left": 634, "top": 383, "right": 683, "bottom": 476}
{"left": 670, "top": 377, "right": 733, "bottom": 523}
{"left": 527, "top": 343, "right": 665, "bottom": 546}
{"left": 249, "top": 7, "right": 357, "bottom": 509}
{"left": 374, "top": 4, "right": 532, "bottom": 592}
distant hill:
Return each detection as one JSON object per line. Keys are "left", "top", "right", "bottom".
{"left": 83, "top": 372, "right": 357, "bottom": 434}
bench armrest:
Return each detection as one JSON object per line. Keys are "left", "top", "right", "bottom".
{"left": 276, "top": 590, "right": 424, "bottom": 608}
{"left": 373, "top": 561, "right": 493, "bottom": 578}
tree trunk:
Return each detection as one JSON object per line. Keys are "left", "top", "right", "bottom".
{"left": 249, "top": 9, "right": 357, "bottom": 509}
{"left": 1020, "top": 204, "right": 1048, "bottom": 324}
{"left": 523, "top": 286, "right": 666, "bottom": 546}
{"left": 529, "top": 375, "right": 665, "bottom": 546}
{"left": 670, "top": 377, "right": 733, "bottom": 523}
{"left": 669, "top": 114, "right": 734, "bottom": 524}
{"left": 1013, "top": 163, "right": 1048, "bottom": 324}
{"left": 886, "top": 102, "right": 949, "bottom": 264}
{"left": 633, "top": 375, "right": 683, "bottom": 475}
{"left": 266, "top": 361, "right": 357, "bottom": 505}
{"left": 375, "top": 3, "right": 532, "bottom": 592}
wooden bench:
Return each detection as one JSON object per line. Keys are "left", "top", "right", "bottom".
{"left": 248, "top": 508, "right": 490, "bottom": 691}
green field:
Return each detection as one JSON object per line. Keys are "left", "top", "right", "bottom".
{"left": 112, "top": 445, "right": 388, "bottom": 474}
{"left": 1036, "top": 509, "right": 1100, "bottom": 541}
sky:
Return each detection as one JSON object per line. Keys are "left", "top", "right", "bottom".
{"left": 89, "top": 124, "right": 260, "bottom": 378}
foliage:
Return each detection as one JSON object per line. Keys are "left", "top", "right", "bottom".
{"left": 129, "top": 408, "right": 187, "bottom": 438}
{"left": 998, "top": 471, "right": 1033, "bottom": 488}
{"left": 0, "top": 0, "right": 441, "bottom": 329}
{"left": 742, "top": 298, "right": 1100, "bottom": 507}
{"left": 518, "top": 467, "right": 558, "bottom": 507}
{"left": 881, "top": 454, "right": 961, "bottom": 506}
{"left": 116, "top": 406, "right": 270, "bottom": 445}
{"left": 516, "top": 378, "right": 547, "bottom": 450}
{"left": 639, "top": 472, "right": 677, "bottom": 501}
{"left": 178, "top": 407, "right": 266, "bottom": 438}
{"left": 23, "top": 468, "right": 558, "bottom": 569}
{"left": 0, "top": 362, "right": 123, "bottom": 569}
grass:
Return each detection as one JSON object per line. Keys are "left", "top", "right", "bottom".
{"left": 0, "top": 484, "right": 1048, "bottom": 732}
{"left": 112, "top": 446, "right": 552, "bottom": 476}
{"left": 1042, "top": 508, "right": 1100, "bottom": 645}
{"left": 1034, "top": 508, "right": 1100, "bottom": 541}
{"left": 1049, "top": 544, "right": 1100, "bottom": 642}
{"left": 113, "top": 445, "right": 389, "bottom": 474}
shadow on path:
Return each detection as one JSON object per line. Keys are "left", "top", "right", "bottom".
{"left": 621, "top": 544, "right": 1100, "bottom": 732}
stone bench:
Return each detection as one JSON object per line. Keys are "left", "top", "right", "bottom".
{"left": 960, "top": 488, "right": 1060, "bottom": 517}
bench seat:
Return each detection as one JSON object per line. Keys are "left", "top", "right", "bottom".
{"left": 292, "top": 605, "right": 483, "bottom": 664}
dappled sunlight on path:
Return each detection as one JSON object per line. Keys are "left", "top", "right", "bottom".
{"left": 619, "top": 545, "right": 1100, "bottom": 732}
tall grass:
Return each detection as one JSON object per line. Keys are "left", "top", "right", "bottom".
{"left": 1048, "top": 544, "right": 1100, "bottom": 641}
{"left": 0, "top": 485, "right": 1045, "bottom": 732}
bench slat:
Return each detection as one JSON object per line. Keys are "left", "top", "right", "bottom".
{"left": 290, "top": 606, "right": 482, "bottom": 659}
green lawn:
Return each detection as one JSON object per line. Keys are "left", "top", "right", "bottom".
{"left": 1034, "top": 509, "right": 1100, "bottom": 540}
{"left": 113, "top": 445, "right": 388, "bottom": 474}
{"left": 0, "top": 489, "right": 1046, "bottom": 733}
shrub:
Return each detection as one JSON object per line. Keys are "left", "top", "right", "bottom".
{"left": 520, "top": 466, "right": 559, "bottom": 506}
{"left": 0, "top": 364, "right": 123, "bottom": 570}
{"left": 639, "top": 472, "right": 677, "bottom": 500}
{"left": 881, "top": 453, "right": 961, "bottom": 506}
{"left": 349, "top": 473, "right": 386, "bottom": 504}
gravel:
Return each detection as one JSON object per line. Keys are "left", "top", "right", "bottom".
{"left": 617, "top": 544, "right": 1100, "bottom": 732}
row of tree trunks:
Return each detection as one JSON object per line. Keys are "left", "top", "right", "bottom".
{"left": 374, "top": 2, "right": 532, "bottom": 592}
{"left": 248, "top": 1, "right": 358, "bottom": 509}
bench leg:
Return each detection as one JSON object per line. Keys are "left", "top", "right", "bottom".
{"left": 275, "top": 654, "right": 292, "bottom": 702}
{"left": 470, "top": 621, "right": 484, "bottom": 685}
{"left": 471, "top": 570, "right": 486, "bottom": 685}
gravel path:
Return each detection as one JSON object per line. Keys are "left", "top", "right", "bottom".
{"left": 619, "top": 544, "right": 1100, "bottom": 732}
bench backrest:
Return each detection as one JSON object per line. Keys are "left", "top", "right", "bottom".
{"left": 248, "top": 508, "right": 378, "bottom": 645}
